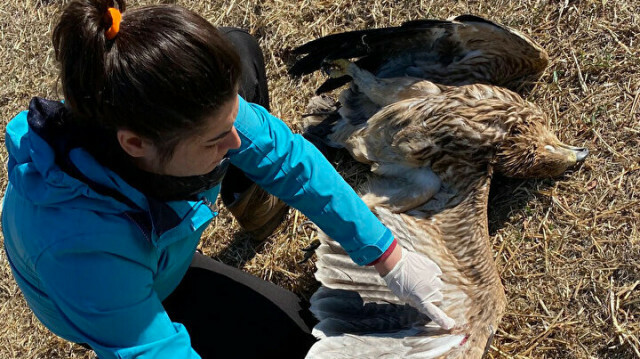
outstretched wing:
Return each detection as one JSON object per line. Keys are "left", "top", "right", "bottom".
{"left": 289, "top": 15, "right": 548, "bottom": 93}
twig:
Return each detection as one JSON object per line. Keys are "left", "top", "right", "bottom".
{"left": 570, "top": 48, "right": 589, "bottom": 94}
{"left": 596, "top": 23, "right": 633, "bottom": 55}
{"left": 591, "top": 128, "right": 630, "bottom": 162}
{"left": 292, "top": 209, "right": 300, "bottom": 235}
{"left": 579, "top": 200, "right": 640, "bottom": 224}
{"left": 631, "top": 91, "right": 640, "bottom": 117}
{"left": 609, "top": 278, "right": 640, "bottom": 357}
{"left": 521, "top": 309, "right": 565, "bottom": 356}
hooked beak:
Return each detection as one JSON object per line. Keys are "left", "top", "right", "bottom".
{"left": 559, "top": 144, "right": 589, "bottom": 163}
{"left": 575, "top": 147, "right": 589, "bottom": 162}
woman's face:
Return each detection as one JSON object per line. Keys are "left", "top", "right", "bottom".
{"left": 150, "top": 96, "right": 242, "bottom": 177}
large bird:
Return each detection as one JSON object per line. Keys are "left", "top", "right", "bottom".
{"left": 289, "top": 15, "right": 588, "bottom": 359}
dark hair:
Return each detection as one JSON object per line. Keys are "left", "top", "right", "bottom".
{"left": 52, "top": 0, "right": 241, "bottom": 162}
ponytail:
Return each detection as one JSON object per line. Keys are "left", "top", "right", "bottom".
{"left": 53, "top": 0, "right": 125, "bottom": 123}
{"left": 52, "top": 0, "right": 241, "bottom": 163}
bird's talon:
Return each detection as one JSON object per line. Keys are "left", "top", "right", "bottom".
{"left": 321, "top": 59, "right": 351, "bottom": 78}
{"left": 302, "top": 239, "right": 321, "bottom": 252}
{"left": 298, "top": 241, "right": 320, "bottom": 264}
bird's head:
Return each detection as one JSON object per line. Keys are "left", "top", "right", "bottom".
{"left": 493, "top": 117, "right": 588, "bottom": 178}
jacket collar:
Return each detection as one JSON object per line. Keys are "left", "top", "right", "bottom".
{"left": 25, "top": 97, "right": 186, "bottom": 238}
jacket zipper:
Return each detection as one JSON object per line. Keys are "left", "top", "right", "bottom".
{"left": 201, "top": 196, "right": 219, "bottom": 216}
{"left": 124, "top": 212, "right": 152, "bottom": 244}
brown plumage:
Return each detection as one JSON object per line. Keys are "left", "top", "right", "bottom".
{"left": 292, "top": 16, "right": 588, "bottom": 359}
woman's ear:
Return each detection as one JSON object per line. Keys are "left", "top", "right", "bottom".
{"left": 116, "top": 129, "right": 155, "bottom": 158}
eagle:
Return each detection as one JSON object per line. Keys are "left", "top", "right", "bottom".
{"left": 289, "top": 15, "right": 587, "bottom": 358}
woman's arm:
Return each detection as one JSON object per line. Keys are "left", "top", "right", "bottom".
{"left": 228, "top": 96, "right": 394, "bottom": 266}
{"left": 228, "top": 97, "right": 455, "bottom": 329}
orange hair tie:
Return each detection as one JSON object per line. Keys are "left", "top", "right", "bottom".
{"left": 105, "top": 8, "right": 122, "bottom": 40}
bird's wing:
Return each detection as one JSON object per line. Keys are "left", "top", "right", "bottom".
{"left": 289, "top": 15, "right": 548, "bottom": 93}
{"left": 308, "top": 206, "right": 471, "bottom": 359}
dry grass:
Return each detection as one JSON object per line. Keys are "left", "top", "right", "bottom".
{"left": 0, "top": 0, "right": 638, "bottom": 358}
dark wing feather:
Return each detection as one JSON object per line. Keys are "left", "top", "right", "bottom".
{"left": 433, "top": 14, "right": 502, "bottom": 28}
{"left": 315, "top": 76, "right": 351, "bottom": 95}
{"left": 289, "top": 15, "right": 548, "bottom": 93}
{"left": 289, "top": 25, "right": 449, "bottom": 77}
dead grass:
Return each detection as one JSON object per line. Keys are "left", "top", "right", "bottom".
{"left": 0, "top": 0, "right": 638, "bottom": 358}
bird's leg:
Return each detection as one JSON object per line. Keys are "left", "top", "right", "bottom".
{"left": 323, "top": 59, "right": 440, "bottom": 107}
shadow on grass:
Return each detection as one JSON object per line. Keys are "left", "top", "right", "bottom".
{"left": 212, "top": 230, "right": 263, "bottom": 269}
{"left": 487, "top": 175, "right": 556, "bottom": 236}
{"left": 211, "top": 219, "right": 321, "bottom": 300}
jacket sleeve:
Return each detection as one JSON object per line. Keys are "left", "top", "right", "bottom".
{"left": 228, "top": 96, "right": 394, "bottom": 265}
{"left": 35, "top": 239, "right": 200, "bottom": 359}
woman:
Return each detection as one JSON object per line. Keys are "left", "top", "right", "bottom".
{"left": 2, "top": 1, "right": 454, "bottom": 358}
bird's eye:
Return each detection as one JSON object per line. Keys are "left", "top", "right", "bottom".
{"left": 544, "top": 145, "right": 556, "bottom": 153}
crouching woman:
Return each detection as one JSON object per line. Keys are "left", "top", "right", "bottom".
{"left": 2, "top": 0, "right": 454, "bottom": 358}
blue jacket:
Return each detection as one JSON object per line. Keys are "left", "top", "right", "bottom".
{"left": 2, "top": 96, "right": 393, "bottom": 358}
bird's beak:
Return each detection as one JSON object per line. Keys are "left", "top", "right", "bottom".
{"left": 559, "top": 143, "right": 589, "bottom": 163}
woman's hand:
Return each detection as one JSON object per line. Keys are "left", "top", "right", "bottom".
{"left": 374, "top": 245, "right": 456, "bottom": 330}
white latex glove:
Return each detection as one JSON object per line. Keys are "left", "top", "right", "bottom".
{"left": 382, "top": 248, "right": 456, "bottom": 330}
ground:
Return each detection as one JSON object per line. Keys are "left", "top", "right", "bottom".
{"left": 0, "top": 0, "right": 638, "bottom": 358}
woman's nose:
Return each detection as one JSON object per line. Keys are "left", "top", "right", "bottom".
{"left": 227, "top": 127, "right": 242, "bottom": 150}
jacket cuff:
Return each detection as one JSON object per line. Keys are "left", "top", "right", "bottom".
{"left": 346, "top": 228, "right": 395, "bottom": 265}
{"left": 366, "top": 238, "right": 398, "bottom": 266}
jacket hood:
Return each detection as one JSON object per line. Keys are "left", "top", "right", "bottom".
{"left": 5, "top": 97, "right": 148, "bottom": 213}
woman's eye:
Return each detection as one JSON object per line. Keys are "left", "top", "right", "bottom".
{"left": 544, "top": 145, "right": 556, "bottom": 153}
